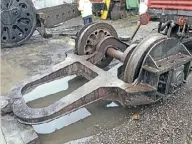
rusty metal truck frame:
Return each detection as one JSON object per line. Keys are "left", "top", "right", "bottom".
{"left": 8, "top": 23, "right": 192, "bottom": 124}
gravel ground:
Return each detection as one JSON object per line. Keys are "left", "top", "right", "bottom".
{"left": 1, "top": 16, "right": 192, "bottom": 144}
{"left": 86, "top": 78, "right": 192, "bottom": 144}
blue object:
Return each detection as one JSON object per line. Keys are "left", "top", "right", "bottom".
{"left": 83, "top": 15, "right": 93, "bottom": 25}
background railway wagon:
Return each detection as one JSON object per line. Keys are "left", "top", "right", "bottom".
{"left": 148, "top": 0, "right": 192, "bottom": 11}
{"left": 148, "top": 0, "right": 192, "bottom": 26}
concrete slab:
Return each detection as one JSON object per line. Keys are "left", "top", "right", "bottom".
{"left": 1, "top": 115, "right": 40, "bottom": 144}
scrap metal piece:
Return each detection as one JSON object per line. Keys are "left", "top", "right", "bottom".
{"left": 1, "top": 0, "right": 37, "bottom": 48}
{"left": 35, "top": 3, "right": 80, "bottom": 38}
{"left": 35, "top": 13, "right": 53, "bottom": 38}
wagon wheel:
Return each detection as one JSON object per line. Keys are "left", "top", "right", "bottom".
{"left": 1, "top": 0, "right": 37, "bottom": 48}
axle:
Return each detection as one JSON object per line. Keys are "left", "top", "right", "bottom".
{"left": 106, "top": 48, "right": 125, "bottom": 62}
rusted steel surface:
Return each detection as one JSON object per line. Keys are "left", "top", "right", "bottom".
{"left": 75, "top": 23, "right": 119, "bottom": 68}
{"left": 148, "top": 0, "right": 192, "bottom": 11}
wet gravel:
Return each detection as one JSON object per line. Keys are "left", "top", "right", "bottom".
{"left": 86, "top": 79, "right": 192, "bottom": 144}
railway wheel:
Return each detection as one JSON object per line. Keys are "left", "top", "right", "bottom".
{"left": 124, "top": 34, "right": 167, "bottom": 83}
{"left": 76, "top": 22, "right": 118, "bottom": 55}
{"left": 1, "top": 0, "right": 37, "bottom": 48}
{"left": 74, "top": 23, "right": 95, "bottom": 53}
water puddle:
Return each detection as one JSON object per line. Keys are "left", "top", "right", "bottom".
{"left": 23, "top": 75, "right": 141, "bottom": 144}
{"left": 33, "top": 108, "right": 91, "bottom": 134}
{"left": 25, "top": 75, "right": 89, "bottom": 108}
{"left": 37, "top": 102, "right": 133, "bottom": 144}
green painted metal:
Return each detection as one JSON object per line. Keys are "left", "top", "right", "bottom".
{"left": 126, "top": 0, "right": 139, "bottom": 9}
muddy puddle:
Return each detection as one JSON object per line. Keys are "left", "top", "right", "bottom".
{"left": 23, "top": 75, "right": 141, "bottom": 144}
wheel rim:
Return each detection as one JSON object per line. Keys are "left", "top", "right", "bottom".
{"left": 74, "top": 23, "right": 95, "bottom": 53}
{"left": 1, "top": 0, "right": 36, "bottom": 47}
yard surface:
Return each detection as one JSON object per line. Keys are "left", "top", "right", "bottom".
{"left": 1, "top": 16, "right": 192, "bottom": 144}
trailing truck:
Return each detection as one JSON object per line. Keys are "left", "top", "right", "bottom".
{"left": 4, "top": 0, "right": 192, "bottom": 124}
